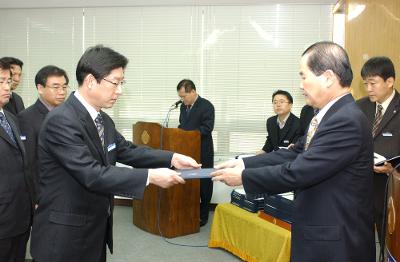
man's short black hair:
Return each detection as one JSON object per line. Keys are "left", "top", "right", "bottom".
{"left": 177, "top": 79, "right": 196, "bottom": 92}
{"left": 272, "top": 90, "right": 293, "bottom": 104}
{"left": 35, "top": 65, "right": 69, "bottom": 89}
{"left": 76, "top": 45, "right": 128, "bottom": 86}
{"left": 1, "top": 57, "right": 23, "bottom": 68}
{"left": 361, "top": 56, "right": 395, "bottom": 81}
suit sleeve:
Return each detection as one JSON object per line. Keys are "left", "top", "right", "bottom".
{"left": 243, "top": 110, "right": 368, "bottom": 195}
{"left": 198, "top": 101, "right": 214, "bottom": 136}
{"left": 41, "top": 112, "right": 170, "bottom": 199}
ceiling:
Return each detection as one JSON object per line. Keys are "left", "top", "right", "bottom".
{"left": 1, "top": 0, "right": 338, "bottom": 9}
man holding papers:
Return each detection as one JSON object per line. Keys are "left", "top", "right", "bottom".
{"left": 212, "top": 42, "right": 375, "bottom": 262}
{"left": 357, "top": 56, "right": 400, "bottom": 244}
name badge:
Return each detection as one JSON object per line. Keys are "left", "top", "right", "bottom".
{"left": 382, "top": 132, "right": 393, "bottom": 137}
{"left": 20, "top": 135, "right": 27, "bottom": 141}
{"left": 283, "top": 140, "right": 289, "bottom": 144}
{"left": 107, "top": 143, "right": 116, "bottom": 152}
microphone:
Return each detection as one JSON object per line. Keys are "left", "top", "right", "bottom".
{"left": 172, "top": 100, "right": 183, "bottom": 108}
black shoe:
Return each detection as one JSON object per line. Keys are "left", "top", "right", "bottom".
{"left": 200, "top": 219, "right": 208, "bottom": 227}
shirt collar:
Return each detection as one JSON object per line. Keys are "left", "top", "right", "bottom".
{"left": 377, "top": 89, "right": 395, "bottom": 115}
{"left": 276, "top": 113, "right": 290, "bottom": 129}
{"left": 315, "top": 93, "right": 350, "bottom": 124}
{"left": 74, "top": 91, "right": 99, "bottom": 121}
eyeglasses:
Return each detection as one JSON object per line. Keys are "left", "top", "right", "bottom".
{"left": 0, "top": 78, "right": 12, "bottom": 86}
{"left": 103, "top": 78, "right": 126, "bottom": 88}
{"left": 47, "top": 85, "right": 69, "bottom": 91}
{"left": 273, "top": 100, "right": 290, "bottom": 105}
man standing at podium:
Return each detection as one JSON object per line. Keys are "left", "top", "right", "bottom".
{"left": 357, "top": 56, "right": 400, "bottom": 244}
{"left": 177, "top": 79, "right": 215, "bottom": 227}
{"left": 212, "top": 42, "right": 375, "bottom": 261}
{"left": 30, "top": 45, "right": 201, "bottom": 262}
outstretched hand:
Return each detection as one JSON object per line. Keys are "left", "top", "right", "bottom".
{"left": 171, "top": 153, "right": 202, "bottom": 169}
{"left": 148, "top": 168, "right": 185, "bottom": 188}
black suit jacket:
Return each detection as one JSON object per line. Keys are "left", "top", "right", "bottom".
{"left": 4, "top": 92, "right": 25, "bottom": 115}
{"left": 357, "top": 90, "right": 400, "bottom": 160}
{"left": 262, "top": 112, "right": 300, "bottom": 152}
{"left": 18, "top": 99, "right": 49, "bottom": 202}
{"left": 242, "top": 94, "right": 375, "bottom": 261}
{"left": 297, "top": 104, "right": 314, "bottom": 138}
{"left": 30, "top": 93, "right": 174, "bottom": 262}
{"left": 178, "top": 96, "right": 214, "bottom": 168}
{"left": 0, "top": 110, "right": 33, "bottom": 239}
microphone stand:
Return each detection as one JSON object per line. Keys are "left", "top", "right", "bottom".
{"left": 160, "top": 104, "right": 179, "bottom": 149}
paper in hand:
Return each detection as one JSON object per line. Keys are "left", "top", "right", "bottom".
{"left": 178, "top": 168, "right": 215, "bottom": 179}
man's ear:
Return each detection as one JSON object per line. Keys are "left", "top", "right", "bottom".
{"left": 385, "top": 77, "right": 395, "bottom": 89}
{"left": 323, "top": 70, "right": 335, "bottom": 88}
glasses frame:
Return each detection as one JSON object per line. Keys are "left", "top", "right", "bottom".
{"left": 103, "top": 78, "right": 126, "bottom": 88}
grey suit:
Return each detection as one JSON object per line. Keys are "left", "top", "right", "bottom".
{"left": 31, "top": 93, "right": 174, "bottom": 262}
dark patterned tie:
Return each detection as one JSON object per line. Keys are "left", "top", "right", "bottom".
{"left": 372, "top": 104, "right": 383, "bottom": 137}
{"left": 94, "top": 113, "right": 104, "bottom": 146}
{"left": 0, "top": 112, "right": 16, "bottom": 144}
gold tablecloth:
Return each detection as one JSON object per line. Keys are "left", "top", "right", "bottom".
{"left": 209, "top": 203, "right": 291, "bottom": 262}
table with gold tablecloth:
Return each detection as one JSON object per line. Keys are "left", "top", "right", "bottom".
{"left": 209, "top": 203, "right": 291, "bottom": 262}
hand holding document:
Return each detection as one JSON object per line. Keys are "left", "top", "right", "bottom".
{"left": 373, "top": 152, "right": 400, "bottom": 174}
{"left": 178, "top": 168, "right": 215, "bottom": 179}
{"left": 211, "top": 159, "right": 245, "bottom": 187}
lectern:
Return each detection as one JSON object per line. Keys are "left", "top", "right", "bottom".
{"left": 132, "top": 121, "right": 201, "bottom": 238}
{"left": 385, "top": 167, "right": 400, "bottom": 261}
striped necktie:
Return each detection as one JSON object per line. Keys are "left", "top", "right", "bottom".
{"left": 304, "top": 115, "right": 318, "bottom": 150}
{"left": 0, "top": 112, "right": 16, "bottom": 144}
{"left": 372, "top": 104, "right": 383, "bottom": 137}
{"left": 94, "top": 113, "right": 104, "bottom": 146}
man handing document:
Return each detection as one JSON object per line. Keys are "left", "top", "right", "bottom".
{"left": 212, "top": 42, "right": 375, "bottom": 262}
{"left": 30, "top": 45, "right": 200, "bottom": 262}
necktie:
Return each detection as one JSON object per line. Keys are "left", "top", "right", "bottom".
{"left": 372, "top": 104, "right": 383, "bottom": 137}
{"left": 304, "top": 115, "right": 318, "bottom": 150}
{"left": 0, "top": 112, "right": 16, "bottom": 144}
{"left": 94, "top": 113, "right": 104, "bottom": 146}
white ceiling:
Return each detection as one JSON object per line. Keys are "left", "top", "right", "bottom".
{"left": 1, "top": 0, "right": 338, "bottom": 9}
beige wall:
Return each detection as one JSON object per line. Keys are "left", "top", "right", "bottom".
{"left": 345, "top": 0, "right": 400, "bottom": 99}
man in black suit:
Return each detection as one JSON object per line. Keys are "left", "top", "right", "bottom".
{"left": 212, "top": 41, "right": 375, "bottom": 261}
{"left": 0, "top": 59, "right": 34, "bottom": 262}
{"left": 258, "top": 90, "right": 300, "bottom": 154}
{"left": 30, "top": 45, "right": 200, "bottom": 262}
{"left": 18, "top": 65, "right": 69, "bottom": 203}
{"left": 357, "top": 56, "right": 400, "bottom": 244}
{"left": 177, "top": 79, "right": 214, "bottom": 227}
{"left": 1, "top": 57, "right": 25, "bottom": 115}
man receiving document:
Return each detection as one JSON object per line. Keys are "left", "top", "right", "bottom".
{"left": 212, "top": 41, "right": 375, "bottom": 262}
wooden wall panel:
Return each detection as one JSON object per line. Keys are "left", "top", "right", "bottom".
{"left": 345, "top": 0, "right": 400, "bottom": 99}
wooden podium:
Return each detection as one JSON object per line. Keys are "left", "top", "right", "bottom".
{"left": 385, "top": 167, "right": 400, "bottom": 261}
{"left": 132, "top": 121, "right": 201, "bottom": 238}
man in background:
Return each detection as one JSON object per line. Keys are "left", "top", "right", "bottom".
{"left": 177, "top": 79, "right": 215, "bottom": 227}
{"left": 212, "top": 41, "right": 375, "bottom": 261}
{"left": 30, "top": 45, "right": 200, "bottom": 262}
{"left": 1, "top": 57, "right": 25, "bottom": 115}
{"left": 357, "top": 56, "right": 400, "bottom": 244}
{"left": 0, "top": 58, "right": 34, "bottom": 262}
{"left": 257, "top": 89, "right": 300, "bottom": 154}
{"left": 18, "top": 65, "right": 69, "bottom": 203}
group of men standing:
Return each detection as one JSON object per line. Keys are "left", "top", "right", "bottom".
{"left": 0, "top": 41, "right": 399, "bottom": 262}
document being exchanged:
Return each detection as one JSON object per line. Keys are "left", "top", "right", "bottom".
{"left": 178, "top": 168, "right": 215, "bottom": 179}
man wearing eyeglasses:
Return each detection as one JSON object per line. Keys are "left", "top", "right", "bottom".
{"left": 1, "top": 57, "right": 25, "bottom": 116}
{"left": 18, "top": 65, "right": 69, "bottom": 205}
{"left": 257, "top": 90, "right": 300, "bottom": 154}
{"left": 0, "top": 58, "right": 34, "bottom": 262}
{"left": 30, "top": 45, "right": 200, "bottom": 262}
